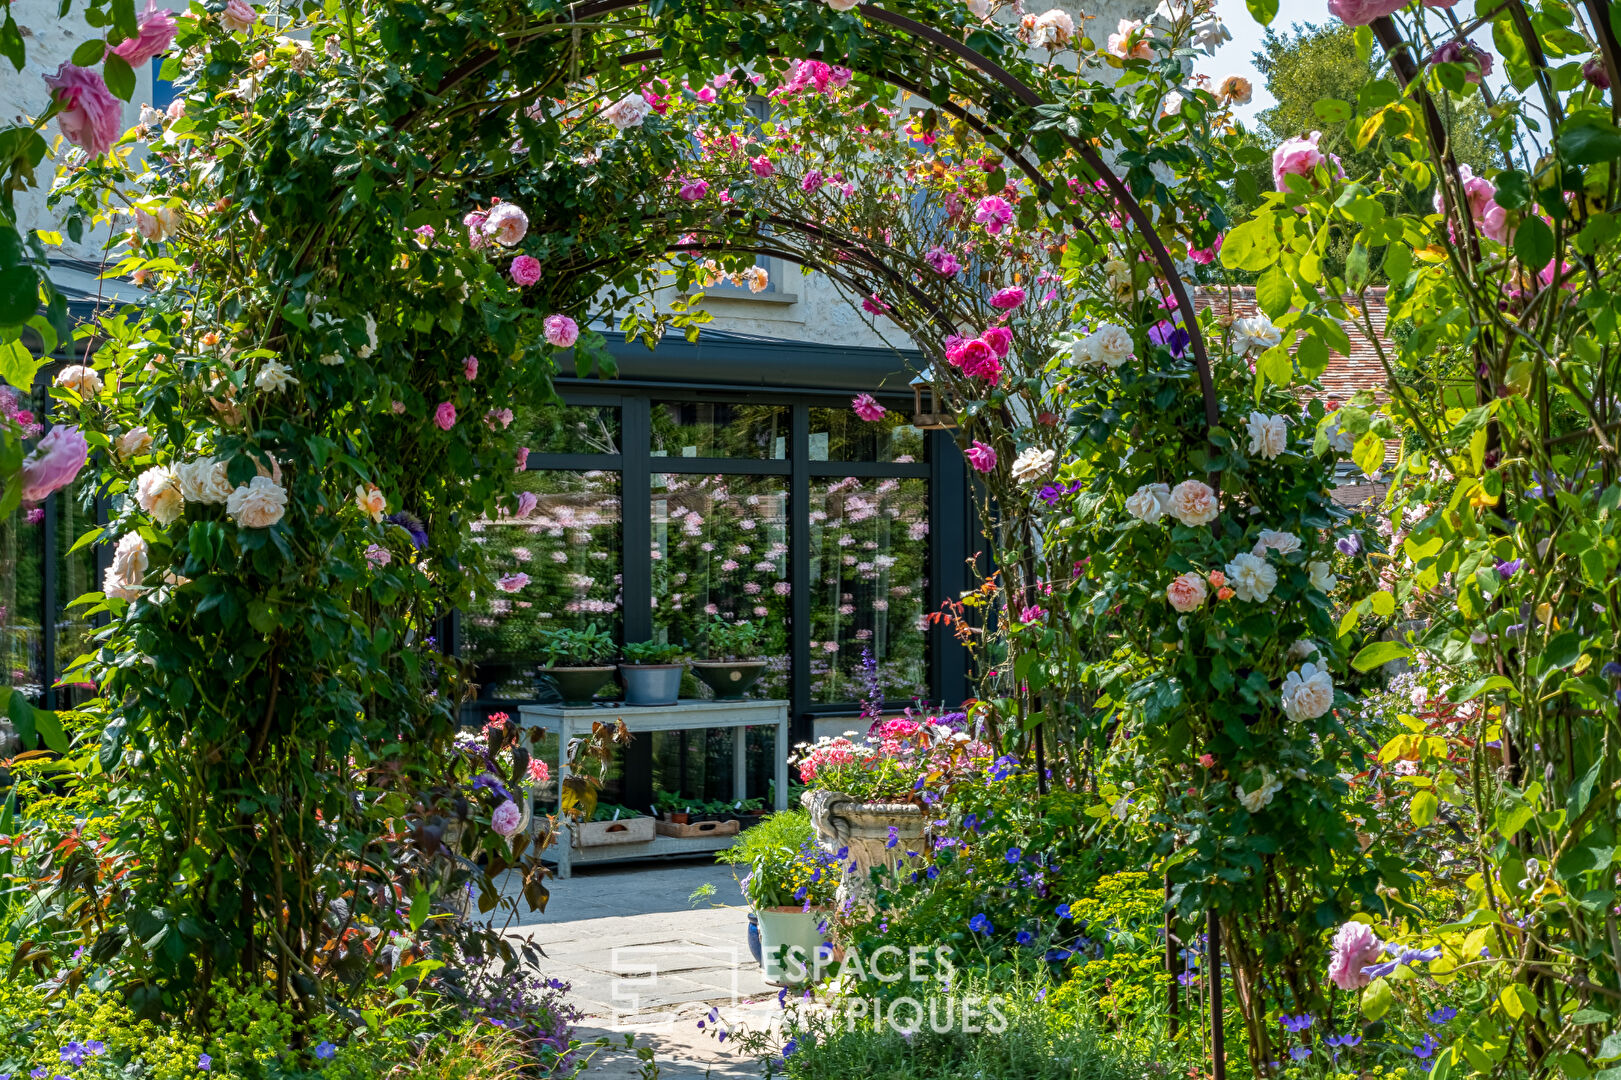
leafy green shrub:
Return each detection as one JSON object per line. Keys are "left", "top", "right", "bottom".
{"left": 621, "top": 641, "right": 686, "bottom": 664}
{"left": 538, "top": 623, "right": 617, "bottom": 667}
{"left": 698, "top": 617, "right": 764, "bottom": 660}
{"left": 715, "top": 809, "right": 839, "bottom": 909}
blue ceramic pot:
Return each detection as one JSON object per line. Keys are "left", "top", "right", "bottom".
{"left": 747, "top": 910, "right": 763, "bottom": 966}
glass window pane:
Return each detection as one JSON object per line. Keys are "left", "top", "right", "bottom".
{"left": 808, "top": 405, "right": 924, "bottom": 463}
{"left": 519, "top": 403, "right": 619, "bottom": 456}
{"left": 1, "top": 493, "right": 46, "bottom": 708}
{"left": 650, "top": 402, "right": 788, "bottom": 459}
{"left": 53, "top": 475, "right": 100, "bottom": 705}
{"left": 465, "top": 470, "right": 621, "bottom": 699}
{"left": 809, "top": 476, "right": 929, "bottom": 703}
{"left": 650, "top": 473, "right": 789, "bottom": 698}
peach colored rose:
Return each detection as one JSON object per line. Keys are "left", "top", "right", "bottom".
{"left": 1166, "top": 572, "right": 1208, "bottom": 613}
{"left": 1168, "top": 479, "right": 1218, "bottom": 526}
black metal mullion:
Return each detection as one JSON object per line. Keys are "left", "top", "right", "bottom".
{"left": 620, "top": 396, "right": 654, "bottom": 811}
{"left": 40, "top": 477, "right": 58, "bottom": 711}
{"left": 526, "top": 453, "right": 622, "bottom": 471}
{"left": 805, "top": 461, "right": 929, "bottom": 480}
{"left": 646, "top": 456, "right": 790, "bottom": 476}
{"left": 931, "top": 430, "right": 969, "bottom": 710}
{"left": 789, "top": 405, "right": 811, "bottom": 747}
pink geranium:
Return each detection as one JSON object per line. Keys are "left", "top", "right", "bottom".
{"left": 510, "top": 255, "right": 541, "bottom": 286}
{"left": 112, "top": 2, "right": 177, "bottom": 67}
{"left": 852, "top": 393, "right": 886, "bottom": 422}
{"left": 43, "top": 64, "right": 122, "bottom": 158}
{"left": 544, "top": 314, "right": 579, "bottom": 348}
{"left": 981, "top": 326, "right": 1013, "bottom": 358}
{"left": 974, "top": 195, "right": 1013, "bottom": 234}
{"left": 1327, "top": 921, "right": 1384, "bottom": 990}
{"left": 965, "top": 441, "right": 997, "bottom": 473}
{"left": 990, "top": 286, "right": 1026, "bottom": 310}
{"left": 19, "top": 425, "right": 88, "bottom": 502}
{"left": 433, "top": 402, "right": 456, "bottom": 430}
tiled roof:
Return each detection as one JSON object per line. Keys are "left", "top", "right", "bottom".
{"left": 1192, "top": 285, "right": 1390, "bottom": 403}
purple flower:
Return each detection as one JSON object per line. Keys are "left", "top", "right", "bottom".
{"left": 1326, "top": 1034, "right": 1362, "bottom": 1049}
{"left": 1056, "top": 903, "right": 1071, "bottom": 919}
{"left": 1016, "top": 931, "right": 1033, "bottom": 945}
{"left": 384, "top": 511, "right": 428, "bottom": 550}
{"left": 1495, "top": 559, "right": 1522, "bottom": 578}
{"left": 1280, "top": 1013, "right": 1314, "bottom": 1033}
{"left": 1413, "top": 1033, "right": 1442, "bottom": 1059}
{"left": 1005, "top": 846, "right": 1022, "bottom": 864}
{"left": 1428, "top": 1006, "right": 1458, "bottom": 1024}
{"left": 1289, "top": 1047, "right": 1312, "bottom": 1061}
{"left": 198, "top": 1055, "right": 212, "bottom": 1072}
{"left": 314, "top": 1041, "right": 337, "bottom": 1060}
{"left": 885, "top": 826, "right": 898, "bottom": 849}
{"left": 1336, "top": 533, "right": 1362, "bottom": 556}
{"left": 968, "top": 913, "right": 993, "bottom": 934}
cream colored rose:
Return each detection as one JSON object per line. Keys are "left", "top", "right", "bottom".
{"left": 743, "top": 266, "right": 770, "bottom": 294}
{"left": 1218, "top": 74, "right": 1253, "bottom": 105}
{"left": 1166, "top": 572, "right": 1208, "bottom": 613}
{"left": 54, "top": 364, "right": 103, "bottom": 397}
{"left": 116, "top": 426, "right": 153, "bottom": 459}
{"left": 1231, "top": 314, "right": 1281, "bottom": 355}
{"left": 317, "top": 353, "right": 344, "bottom": 366}
{"left": 354, "top": 482, "right": 386, "bottom": 522}
{"left": 177, "top": 457, "right": 233, "bottom": 504}
{"left": 1308, "top": 560, "right": 1339, "bottom": 593}
{"left": 1010, "top": 447, "right": 1057, "bottom": 484}
{"left": 103, "top": 531, "right": 149, "bottom": 601}
{"left": 1287, "top": 639, "right": 1319, "bottom": 661}
{"left": 1252, "top": 529, "right": 1302, "bottom": 558}
{"left": 1126, "top": 482, "right": 1170, "bottom": 523}
{"left": 1236, "top": 769, "right": 1281, "bottom": 812}
{"left": 1246, "top": 411, "right": 1288, "bottom": 460}
{"left": 1281, "top": 662, "right": 1335, "bottom": 721}
{"left": 1223, "top": 551, "right": 1277, "bottom": 603}
{"left": 1168, "top": 479, "right": 1218, "bottom": 526}
{"left": 1032, "top": 7, "right": 1076, "bottom": 46}
{"left": 357, "top": 314, "right": 377, "bottom": 359}
{"left": 1322, "top": 414, "right": 1355, "bottom": 455}
{"left": 227, "top": 475, "right": 288, "bottom": 528}
{"left": 133, "top": 203, "right": 182, "bottom": 242}
{"left": 605, "top": 93, "right": 653, "bottom": 131}
{"left": 1082, "top": 324, "right": 1134, "bottom": 369}
{"left": 135, "top": 465, "right": 185, "bottom": 525}
{"left": 255, "top": 358, "right": 297, "bottom": 392}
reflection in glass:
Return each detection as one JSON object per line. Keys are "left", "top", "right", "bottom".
{"left": 650, "top": 473, "right": 789, "bottom": 697}
{"left": 53, "top": 477, "right": 99, "bottom": 704}
{"left": 518, "top": 403, "right": 620, "bottom": 456}
{"left": 809, "top": 477, "right": 928, "bottom": 702}
{"left": 465, "top": 470, "right": 621, "bottom": 698}
{"left": 651, "top": 402, "right": 788, "bottom": 459}
{"left": 650, "top": 726, "right": 776, "bottom": 805}
{"left": 808, "top": 406, "right": 924, "bottom": 463}
{"left": 1, "top": 494, "right": 45, "bottom": 706}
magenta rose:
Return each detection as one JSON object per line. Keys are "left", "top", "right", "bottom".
{"left": 43, "top": 64, "right": 122, "bottom": 158}
{"left": 961, "top": 349, "right": 1002, "bottom": 382}
{"left": 678, "top": 178, "right": 709, "bottom": 201}
{"left": 974, "top": 195, "right": 1013, "bottom": 234}
{"left": 515, "top": 446, "right": 531, "bottom": 471}
{"left": 1272, "top": 130, "right": 1343, "bottom": 192}
{"left": 19, "top": 425, "right": 89, "bottom": 502}
{"left": 948, "top": 337, "right": 996, "bottom": 373}
{"left": 1430, "top": 40, "right": 1493, "bottom": 84}
{"left": 750, "top": 155, "right": 774, "bottom": 177}
{"left": 510, "top": 255, "right": 541, "bottom": 286}
{"left": 852, "top": 393, "right": 886, "bottom": 422}
{"left": 433, "top": 402, "right": 456, "bottom": 431}
{"left": 990, "top": 286, "right": 1026, "bottom": 311}
{"left": 463, "top": 355, "right": 478, "bottom": 381}
{"left": 1325, "top": 0, "right": 1406, "bottom": 25}
{"left": 981, "top": 326, "right": 1013, "bottom": 358}
{"left": 965, "top": 441, "right": 997, "bottom": 474}
{"left": 544, "top": 314, "right": 579, "bottom": 348}
{"left": 112, "top": 2, "right": 177, "bottom": 67}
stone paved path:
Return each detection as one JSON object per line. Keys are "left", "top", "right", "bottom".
{"left": 498, "top": 859, "right": 786, "bottom": 1079}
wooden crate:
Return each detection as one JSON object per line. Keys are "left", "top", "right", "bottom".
{"left": 572, "top": 816, "right": 656, "bottom": 848}
{"left": 655, "top": 818, "right": 741, "bottom": 839}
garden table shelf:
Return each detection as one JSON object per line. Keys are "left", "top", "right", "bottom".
{"left": 517, "top": 699, "right": 790, "bottom": 877}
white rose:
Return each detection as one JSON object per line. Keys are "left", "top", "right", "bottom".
{"left": 1126, "top": 482, "right": 1170, "bottom": 523}
{"left": 965, "top": 0, "right": 990, "bottom": 17}
{"left": 1236, "top": 769, "right": 1282, "bottom": 812}
{"left": 1246, "top": 411, "right": 1288, "bottom": 460}
{"left": 1192, "top": 14, "right": 1230, "bottom": 53}
{"left": 1281, "top": 662, "right": 1335, "bottom": 721}
{"left": 135, "top": 466, "right": 185, "bottom": 525}
{"left": 176, "top": 457, "right": 233, "bottom": 504}
{"left": 1168, "top": 479, "right": 1219, "bottom": 526}
{"left": 54, "top": 365, "right": 103, "bottom": 397}
{"left": 255, "top": 359, "right": 297, "bottom": 392}
{"left": 1308, "top": 559, "right": 1339, "bottom": 594}
{"left": 1231, "top": 314, "right": 1281, "bottom": 355}
{"left": 825, "top": 0, "right": 860, "bottom": 10}
{"left": 357, "top": 314, "right": 377, "bottom": 358}
{"left": 226, "top": 475, "right": 289, "bottom": 528}
{"left": 605, "top": 93, "right": 653, "bottom": 131}
{"left": 1010, "top": 447, "right": 1057, "bottom": 484}
{"left": 116, "top": 426, "right": 153, "bottom": 459}
{"left": 1322, "top": 414, "right": 1355, "bottom": 455}
{"left": 1104, "top": 258, "right": 1134, "bottom": 300}
{"left": 1162, "top": 91, "right": 1184, "bottom": 116}
{"left": 482, "top": 203, "right": 529, "bottom": 246}
{"left": 318, "top": 353, "right": 344, "bottom": 366}
{"left": 1082, "top": 324, "right": 1134, "bottom": 369}
{"left": 1252, "top": 529, "right": 1302, "bottom": 558}
{"left": 1223, "top": 551, "right": 1277, "bottom": 603}
{"left": 103, "top": 531, "right": 149, "bottom": 601}
{"left": 1288, "top": 639, "right": 1319, "bottom": 661}
{"left": 1032, "top": 8, "right": 1075, "bottom": 46}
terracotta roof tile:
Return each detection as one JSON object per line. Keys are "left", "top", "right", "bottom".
{"left": 1192, "top": 285, "right": 1390, "bottom": 404}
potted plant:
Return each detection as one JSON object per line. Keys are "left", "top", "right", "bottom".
{"left": 537, "top": 623, "right": 618, "bottom": 705}
{"left": 654, "top": 789, "right": 689, "bottom": 824}
{"left": 690, "top": 617, "right": 768, "bottom": 699}
{"left": 618, "top": 641, "right": 687, "bottom": 706}
{"left": 715, "top": 809, "right": 840, "bottom": 986}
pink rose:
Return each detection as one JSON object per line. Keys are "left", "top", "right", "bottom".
{"left": 1166, "top": 572, "right": 1209, "bottom": 613}
{"left": 802, "top": 170, "right": 824, "bottom": 193}
{"left": 948, "top": 337, "right": 996, "bottom": 372}
{"left": 925, "top": 248, "right": 961, "bottom": 276}
{"left": 974, "top": 195, "right": 1013, "bottom": 234}
{"left": 678, "top": 178, "right": 709, "bottom": 201}
{"left": 1325, "top": 0, "right": 1406, "bottom": 25}
{"left": 42, "top": 64, "right": 122, "bottom": 158}
{"left": 1482, "top": 201, "right": 1514, "bottom": 245}
{"left": 463, "top": 209, "right": 489, "bottom": 249}
{"left": 19, "top": 425, "right": 89, "bottom": 502}
{"left": 750, "top": 155, "right": 774, "bottom": 177}
{"left": 111, "top": 2, "right": 177, "bottom": 67}
{"left": 1430, "top": 40, "right": 1493, "bottom": 84}
{"left": 990, "top": 286, "right": 1026, "bottom": 310}
{"left": 516, "top": 491, "right": 539, "bottom": 517}
{"left": 510, "top": 255, "right": 541, "bottom": 286}
{"left": 965, "top": 441, "right": 997, "bottom": 474}
{"left": 1273, "top": 131, "right": 1329, "bottom": 192}
{"left": 433, "top": 402, "right": 456, "bottom": 431}
{"left": 220, "top": 0, "right": 257, "bottom": 32}
{"left": 463, "top": 355, "right": 478, "bottom": 381}
{"left": 364, "top": 543, "right": 391, "bottom": 566}
{"left": 497, "top": 572, "right": 530, "bottom": 593}
{"left": 852, "top": 393, "right": 887, "bottom": 422}
{"left": 485, "top": 408, "right": 514, "bottom": 430}
{"left": 1327, "top": 921, "right": 1384, "bottom": 990}
{"left": 981, "top": 326, "right": 1013, "bottom": 358}
{"left": 544, "top": 314, "right": 579, "bottom": 348}
{"left": 1189, "top": 234, "right": 1223, "bottom": 265}
{"left": 515, "top": 446, "right": 531, "bottom": 471}
{"left": 962, "top": 349, "right": 1001, "bottom": 382}
{"left": 862, "top": 293, "right": 890, "bottom": 315}
{"left": 490, "top": 799, "right": 523, "bottom": 836}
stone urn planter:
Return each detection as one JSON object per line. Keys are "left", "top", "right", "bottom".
{"left": 802, "top": 790, "right": 928, "bottom": 909}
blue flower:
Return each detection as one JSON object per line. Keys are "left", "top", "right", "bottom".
{"left": 1016, "top": 931, "right": 1033, "bottom": 945}
{"left": 1280, "top": 1013, "right": 1314, "bottom": 1033}
{"left": 1428, "top": 1006, "right": 1458, "bottom": 1024}
{"left": 968, "top": 913, "right": 993, "bottom": 934}
{"left": 198, "top": 1055, "right": 212, "bottom": 1072}
{"left": 963, "top": 814, "right": 980, "bottom": 832}
{"left": 1496, "top": 559, "right": 1522, "bottom": 579}
{"left": 384, "top": 511, "right": 428, "bottom": 549}
{"left": 1177, "top": 971, "right": 1199, "bottom": 985}
{"left": 1413, "top": 1034, "right": 1441, "bottom": 1060}
{"left": 1289, "top": 1046, "right": 1312, "bottom": 1061}
{"left": 1325, "top": 1034, "right": 1362, "bottom": 1049}
{"left": 885, "top": 826, "right": 899, "bottom": 850}
{"left": 777, "top": 988, "right": 789, "bottom": 1008}
{"left": 1056, "top": 903, "right": 1071, "bottom": 920}
{"left": 782, "top": 1038, "right": 798, "bottom": 1058}
{"left": 1005, "top": 846, "right": 1022, "bottom": 864}
{"left": 313, "top": 1042, "right": 337, "bottom": 1061}
{"left": 1045, "top": 947, "right": 1072, "bottom": 962}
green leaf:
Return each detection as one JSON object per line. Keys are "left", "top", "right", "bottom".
{"left": 1353, "top": 641, "right": 1411, "bottom": 672}
{"left": 1361, "top": 977, "right": 1393, "bottom": 1020}
{"left": 1353, "top": 430, "right": 1385, "bottom": 476}
{"left": 1220, "top": 217, "right": 1281, "bottom": 272}
{"left": 70, "top": 39, "right": 107, "bottom": 66}
{"left": 1499, "top": 983, "right": 1538, "bottom": 1022}
{"left": 1513, "top": 216, "right": 1554, "bottom": 272}
{"left": 1369, "top": 591, "right": 1396, "bottom": 617}
{"left": 5, "top": 686, "right": 34, "bottom": 749}
{"left": 1245, "top": 0, "right": 1278, "bottom": 25}
{"left": 102, "top": 54, "right": 135, "bottom": 102}
{"left": 0, "top": 339, "right": 45, "bottom": 393}
{"left": 0, "top": 265, "right": 39, "bottom": 325}
{"left": 1312, "top": 98, "right": 1352, "bottom": 124}
{"left": 1599, "top": 1030, "right": 1621, "bottom": 1062}
{"left": 33, "top": 708, "right": 68, "bottom": 754}
{"left": 1256, "top": 345, "right": 1293, "bottom": 390}
{"left": 1494, "top": 170, "right": 1532, "bottom": 210}
{"left": 409, "top": 888, "right": 431, "bottom": 932}
{"left": 1255, "top": 265, "right": 1293, "bottom": 319}
{"left": 1410, "top": 790, "right": 1439, "bottom": 827}
{"left": 1558, "top": 114, "right": 1621, "bottom": 166}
